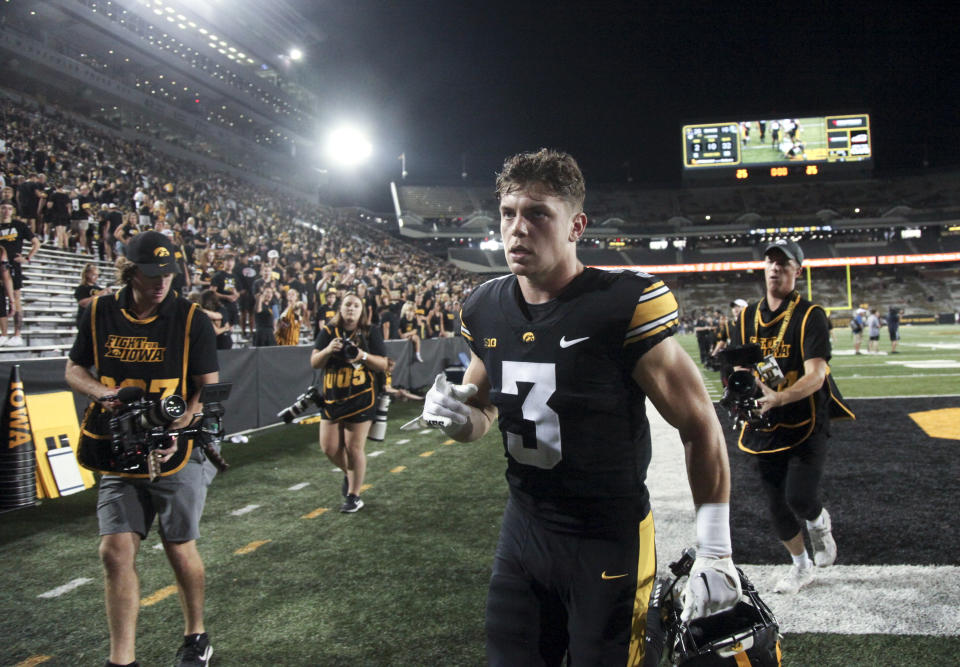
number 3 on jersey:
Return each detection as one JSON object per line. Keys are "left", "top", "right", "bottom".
{"left": 501, "top": 361, "right": 561, "bottom": 469}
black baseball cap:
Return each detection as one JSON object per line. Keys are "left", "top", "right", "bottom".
{"left": 764, "top": 239, "right": 804, "bottom": 265}
{"left": 126, "top": 231, "right": 181, "bottom": 276}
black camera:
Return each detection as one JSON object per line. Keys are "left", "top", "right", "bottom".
{"left": 278, "top": 385, "right": 322, "bottom": 423}
{"left": 106, "top": 383, "right": 232, "bottom": 479}
{"left": 109, "top": 386, "right": 187, "bottom": 473}
{"left": 338, "top": 337, "right": 359, "bottom": 360}
{"left": 719, "top": 344, "right": 769, "bottom": 429}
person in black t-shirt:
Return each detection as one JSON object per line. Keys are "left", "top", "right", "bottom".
{"left": 729, "top": 239, "right": 853, "bottom": 596}
{"left": 74, "top": 262, "right": 108, "bottom": 324}
{"left": 46, "top": 183, "right": 72, "bottom": 250}
{"left": 0, "top": 199, "right": 40, "bottom": 346}
{"left": 211, "top": 255, "right": 239, "bottom": 329}
{"left": 64, "top": 231, "right": 219, "bottom": 667}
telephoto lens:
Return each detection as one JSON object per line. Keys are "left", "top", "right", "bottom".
{"left": 367, "top": 394, "right": 391, "bottom": 441}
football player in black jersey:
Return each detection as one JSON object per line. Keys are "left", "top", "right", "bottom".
{"left": 65, "top": 231, "right": 219, "bottom": 667}
{"left": 729, "top": 239, "right": 854, "bottom": 596}
{"left": 410, "top": 149, "right": 740, "bottom": 666}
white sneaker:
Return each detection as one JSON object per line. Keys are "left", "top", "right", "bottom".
{"left": 0, "top": 335, "right": 8, "bottom": 346}
{"left": 774, "top": 564, "right": 815, "bottom": 594}
{"left": 808, "top": 509, "right": 837, "bottom": 567}
{"left": 7, "top": 335, "right": 24, "bottom": 346}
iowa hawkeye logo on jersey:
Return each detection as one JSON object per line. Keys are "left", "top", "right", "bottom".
{"left": 103, "top": 335, "right": 166, "bottom": 362}
{"left": 521, "top": 332, "right": 535, "bottom": 343}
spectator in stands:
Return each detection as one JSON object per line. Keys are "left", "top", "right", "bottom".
{"left": 275, "top": 287, "right": 307, "bottom": 346}
{"left": 426, "top": 300, "right": 447, "bottom": 337}
{"left": 253, "top": 284, "right": 277, "bottom": 347}
{"left": 211, "top": 254, "right": 239, "bottom": 334}
{"left": 311, "top": 292, "right": 390, "bottom": 513}
{"left": 867, "top": 308, "right": 883, "bottom": 354}
{"left": 46, "top": 181, "right": 72, "bottom": 250}
{"left": 0, "top": 198, "right": 39, "bottom": 346}
{"left": 74, "top": 262, "right": 107, "bottom": 325}
{"left": 235, "top": 253, "right": 258, "bottom": 338}
{"left": 398, "top": 301, "right": 424, "bottom": 362}
{"left": 113, "top": 211, "right": 140, "bottom": 258}
{"left": 198, "top": 289, "right": 233, "bottom": 350}
{"left": 887, "top": 306, "right": 901, "bottom": 353}
{"left": 378, "top": 291, "right": 400, "bottom": 342}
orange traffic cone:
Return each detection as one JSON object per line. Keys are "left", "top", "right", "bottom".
{"left": 0, "top": 365, "right": 39, "bottom": 512}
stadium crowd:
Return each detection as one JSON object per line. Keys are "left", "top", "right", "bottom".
{"left": 0, "top": 98, "right": 480, "bottom": 350}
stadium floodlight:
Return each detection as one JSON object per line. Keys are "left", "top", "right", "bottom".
{"left": 289, "top": 48, "right": 303, "bottom": 61}
{"left": 326, "top": 126, "right": 373, "bottom": 167}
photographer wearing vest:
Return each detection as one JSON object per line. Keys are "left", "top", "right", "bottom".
{"left": 65, "top": 231, "right": 219, "bottom": 667}
{"left": 311, "top": 292, "right": 389, "bottom": 513}
{"left": 729, "top": 239, "right": 853, "bottom": 596}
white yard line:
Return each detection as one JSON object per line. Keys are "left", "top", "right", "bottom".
{"left": 37, "top": 578, "right": 93, "bottom": 599}
{"left": 229, "top": 504, "right": 261, "bottom": 516}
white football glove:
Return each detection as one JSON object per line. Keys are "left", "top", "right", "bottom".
{"left": 680, "top": 556, "right": 743, "bottom": 623}
{"left": 400, "top": 373, "right": 478, "bottom": 435}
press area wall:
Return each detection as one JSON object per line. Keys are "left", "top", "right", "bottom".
{"left": 1, "top": 338, "right": 470, "bottom": 434}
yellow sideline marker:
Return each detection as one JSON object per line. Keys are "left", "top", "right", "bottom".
{"left": 141, "top": 585, "right": 178, "bottom": 607}
{"left": 302, "top": 508, "right": 328, "bottom": 519}
{"left": 235, "top": 539, "right": 272, "bottom": 554}
{"left": 14, "top": 656, "right": 51, "bottom": 667}
{"left": 391, "top": 466, "right": 406, "bottom": 473}
{"left": 359, "top": 483, "right": 373, "bottom": 493}
{"left": 909, "top": 408, "right": 960, "bottom": 441}
{"left": 420, "top": 451, "right": 434, "bottom": 458}
{"left": 442, "top": 439, "right": 455, "bottom": 445}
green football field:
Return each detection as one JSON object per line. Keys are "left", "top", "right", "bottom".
{"left": 2, "top": 325, "right": 957, "bottom": 666}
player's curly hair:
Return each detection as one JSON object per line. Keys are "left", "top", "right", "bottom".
{"left": 116, "top": 256, "right": 139, "bottom": 285}
{"left": 495, "top": 148, "right": 585, "bottom": 211}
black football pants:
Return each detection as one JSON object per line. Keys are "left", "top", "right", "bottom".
{"left": 485, "top": 497, "right": 656, "bottom": 666}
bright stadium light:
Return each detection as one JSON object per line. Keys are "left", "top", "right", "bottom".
{"left": 325, "top": 126, "right": 373, "bottom": 167}
{"left": 289, "top": 48, "right": 303, "bottom": 61}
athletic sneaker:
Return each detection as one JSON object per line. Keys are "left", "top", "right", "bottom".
{"left": 175, "top": 632, "right": 213, "bottom": 666}
{"left": 773, "top": 564, "right": 815, "bottom": 594}
{"left": 341, "top": 475, "right": 349, "bottom": 498}
{"left": 0, "top": 335, "right": 8, "bottom": 346}
{"left": 341, "top": 494, "right": 364, "bottom": 513}
{"left": 6, "top": 335, "right": 24, "bottom": 347}
{"left": 808, "top": 508, "right": 838, "bottom": 567}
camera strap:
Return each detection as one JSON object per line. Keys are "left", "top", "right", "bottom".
{"left": 754, "top": 291, "right": 801, "bottom": 357}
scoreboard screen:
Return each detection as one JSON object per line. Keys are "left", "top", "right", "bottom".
{"left": 682, "top": 113, "right": 872, "bottom": 184}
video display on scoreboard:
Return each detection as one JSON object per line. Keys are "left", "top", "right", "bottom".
{"left": 682, "top": 114, "right": 872, "bottom": 169}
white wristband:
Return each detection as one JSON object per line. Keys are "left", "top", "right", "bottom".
{"left": 361, "top": 351, "right": 368, "bottom": 362}
{"left": 695, "top": 503, "right": 732, "bottom": 559}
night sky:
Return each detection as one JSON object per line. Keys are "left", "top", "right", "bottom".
{"left": 288, "top": 0, "right": 956, "bottom": 206}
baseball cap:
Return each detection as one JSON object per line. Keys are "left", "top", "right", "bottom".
{"left": 764, "top": 238, "right": 804, "bottom": 265}
{"left": 126, "top": 231, "right": 181, "bottom": 276}
{"left": 731, "top": 298, "right": 748, "bottom": 308}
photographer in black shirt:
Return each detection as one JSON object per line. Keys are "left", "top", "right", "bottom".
{"left": 311, "top": 293, "right": 388, "bottom": 513}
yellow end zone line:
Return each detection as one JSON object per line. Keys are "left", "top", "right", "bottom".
{"left": 391, "top": 465, "right": 406, "bottom": 473}
{"left": 235, "top": 539, "right": 272, "bottom": 555}
{"left": 302, "top": 508, "right": 328, "bottom": 519}
{"left": 141, "top": 584, "right": 178, "bottom": 607}
{"left": 420, "top": 451, "right": 434, "bottom": 457}
{"left": 14, "top": 656, "right": 52, "bottom": 667}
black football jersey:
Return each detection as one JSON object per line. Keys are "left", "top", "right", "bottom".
{"left": 460, "top": 268, "right": 679, "bottom": 533}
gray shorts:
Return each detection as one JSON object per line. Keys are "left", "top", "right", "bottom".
{"left": 97, "top": 445, "right": 217, "bottom": 542}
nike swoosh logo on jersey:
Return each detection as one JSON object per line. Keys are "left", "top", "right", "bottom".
{"left": 601, "top": 571, "right": 628, "bottom": 580}
{"left": 559, "top": 336, "right": 589, "bottom": 348}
